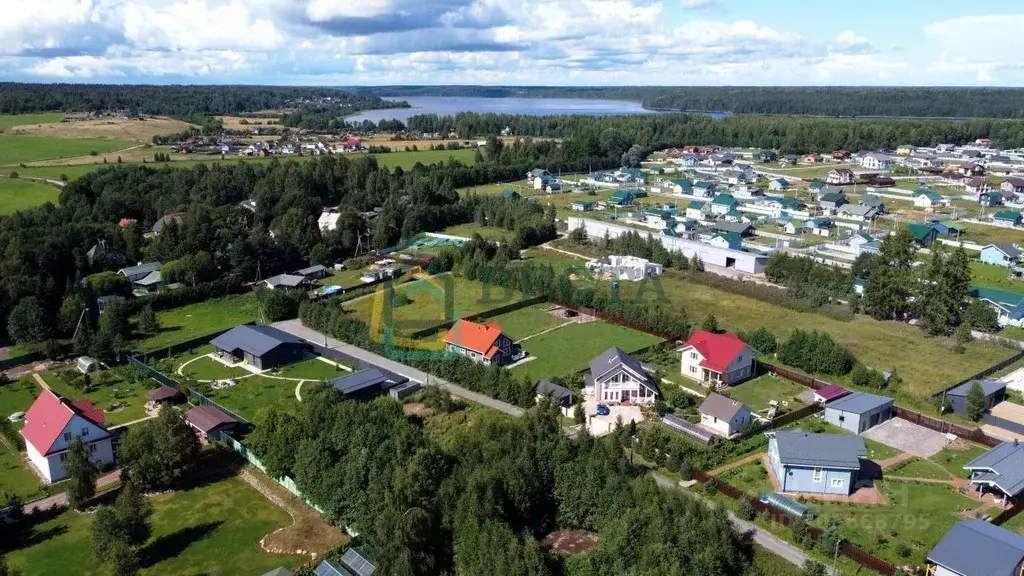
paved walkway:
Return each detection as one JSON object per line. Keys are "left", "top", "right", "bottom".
{"left": 272, "top": 319, "right": 525, "bottom": 417}
{"left": 652, "top": 473, "right": 834, "bottom": 574}
{"left": 23, "top": 469, "right": 121, "bottom": 514}
{"left": 32, "top": 373, "right": 50, "bottom": 390}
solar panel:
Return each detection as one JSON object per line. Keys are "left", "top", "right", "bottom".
{"left": 661, "top": 414, "right": 714, "bottom": 444}
{"left": 340, "top": 549, "right": 377, "bottom": 576}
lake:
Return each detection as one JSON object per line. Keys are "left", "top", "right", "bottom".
{"left": 347, "top": 96, "right": 665, "bottom": 123}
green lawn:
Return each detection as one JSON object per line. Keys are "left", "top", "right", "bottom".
{"left": 0, "top": 178, "right": 61, "bottom": 214}
{"left": 204, "top": 376, "right": 302, "bottom": 423}
{"left": 929, "top": 444, "right": 987, "bottom": 479}
{"left": 0, "top": 444, "right": 47, "bottom": 500}
{"left": 0, "top": 376, "right": 42, "bottom": 419}
{"left": 811, "top": 480, "right": 984, "bottom": 566}
{"left": 42, "top": 368, "right": 151, "bottom": 426}
{"left": 135, "top": 293, "right": 261, "bottom": 354}
{"left": 440, "top": 222, "right": 516, "bottom": 242}
{"left": 0, "top": 113, "right": 63, "bottom": 130}
{"left": 511, "top": 321, "right": 663, "bottom": 381}
{"left": 726, "top": 374, "right": 808, "bottom": 414}
{"left": 345, "top": 274, "right": 526, "bottom": 336}
{"left": 178, "top": 356, "right": 250, "bottom": 382}
{"left": 971, "top": 261, "right": 1024, "bottom": 294}
{"left": 752, "top": 545, "right": 802, "bottom": 576}
{"left": 715, "top": 458, "right": 774, "bottom": 496}
{"left": 4, "top": 474, "right": 304, "bottom": 575}
{"left": 0, "top": 136, "right": 131, "bottom": 165}
{"left": 886, "top": 458, "right": 952, "bottom": 481}
{"left": 485, "top": 303, "right": 565, "bottom": 340}
{"left": 319, "top": 267, "right": 367, "bottom": 289}
{"left": 959, "top": 223, "right": 1024, "bottom": 246}
{"left": 273, "top": 357, "right": 348, "bottom": 381}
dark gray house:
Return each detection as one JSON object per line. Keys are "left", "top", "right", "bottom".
{"left": 928, "top": 519, "right": 1024, "bottom": 576}
{"left": 533, "top": 380, "right": 575, "bottom": 409}
{"left": 295, "top": 264, "right": 328, "bottom": 280}
{"left": 119, "top": 262, "right": 163, "bottom": 283}
{"left": 823, "top": 392, "right": 894, "bottom": 434}
{"left": 945, "top": 380, "right": 1007, "bottom": 417}
{"left": 964, "top": 441, "right": 1024, "bottom": 504}
{"left": 263, "top": 274, "right": 307, "bottom": 290}
{"left": 327, "top": 368, "right": 407, "bottom": 399}
{"left": 210, "top": 324, "right": 310, "bottom": 371}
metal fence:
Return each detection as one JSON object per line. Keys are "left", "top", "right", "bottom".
{"left": 125, "top": 355, "right": 178, "bottom": 388}
{"left": 188, "top": 388, "right": 252, "bottom": 426}
{"left": 892, "top": 406, "right": 1001, "bottom": 448}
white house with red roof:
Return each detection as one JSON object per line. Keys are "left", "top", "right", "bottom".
{"left": 678, "top": 330, "right": 757, "bottom": 389}
{"left": 20, "top": 389, "right": 114, "bottom": 483}
{"left": 443, "top": 320, "right": 521, "bottom": 366}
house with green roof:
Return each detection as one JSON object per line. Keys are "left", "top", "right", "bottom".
{"left": 783, "top": 220, "right": 805, "bottom": 235}
{"left": 686, "top": 200, "right": 709, "bottom": 220}
{"left": 500, "top": 189, "right": 521, "bottom": 200}
{"left": 973, "top": 286, "right": 1024, "bottom": 327}
{"left": 808, "top": 180, "right": 826, "bottom": 193}
{"left": 710, "top": 194, "right": 739, "bottom": 215}
{"left": 723, "top": 209, "right": 746, "bottom": 222}
{"left": 693, "top": 180, "right": 716, "bottom": 197}
{"left": 907, "top": 223, "right": 938, "bottom": 246}
{"left": 607, "top": 190, "right": 636, "bottom": 206}
{"left": 571, "top": 200, "right": 595, "bottom": 212}
{"left": 708, "top": 232, "right": 743, "bottom": 250}
{"left": 623, "top": 187, "right": 647, "bottom": 198}
{"left": 914, "top": 189, "right": 949, "bottom": 209}
{"left": 668, "top": 178, "right": 693, "bottom": 195}
{"left": 807, "top": 217, "right": 834, "bottom": 237}
{"left": 994, "top": 210, "right": 1023, "bottom": 228}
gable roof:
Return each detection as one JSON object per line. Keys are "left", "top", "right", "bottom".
{"left": 814, "top": 384, "right": 850, "bottom": 402}
{"left": 589, "top": 346, "right": 648, "bottom": 382}
{"left": 687, "top": 200, "right": 706, "bottom": 210}
{"left": 295, "top": 264, "right": 327, "bottom": 276}
{"left": 994, "top": 210, "right": 1023, "bottom": 222}
{"left": 184, "top": 405, "right": 237, "bottom": 433}
{"left": 770, "top": 430, "right": 866, "bottom": 470}
{"left": 857, "top": 193, "right": 881, "bottom": 207}
{"left": 712, "top": 221, "right": 752, "bottom": 235}
{"left": 21, "top": 389, "right": 109, "bottom": 454}
{"left": 265, "top": 274, "right": 306, "bottom": 288}
{"left": 119, "top": 261, "right": 163, "bottom": 279}
{"left": 838, "top": 205, "right": 875, "bottom": 217}
{"left": 907, "top": 224, "right": 937, "bottom": 240}
{"left": 826, "top": 392, "right": 893, "bottom": 415}
{"left": 210, "top": 323, "right": 305, "bottom": 358}
{"left": 699, "top": 393, "right": 749, "bottom": 422}
{"left": 136, "top": 270, "right": 162, "bottom": 287}
{"left": 712, "top": 194, "right": 738, "bottom": 206}
{"left": 328, "top": 368, "right": 406, "bottom": 395}
{"left": 987, "top": 244, "right": 1023, "bottom": 259}
{"left": 974, "top": 287, "right": 1024, "bottom": 310}
{"left": 820, "top": 192, "right": 846, "bottom": 204}
{"left": 946, "top": 379, "right": 1006, "bottom": 398}
{"left": 712, "top": 232, "right": 742, "bottom": 245}
{"left": 965, "top": 442, "right": 1024, "bottom": 498}
{"left": 928, "top": 520, "right": 1024, "bottom": 576}
{"left": 681, "top": 330, "right": 751, "bottom": 372}
{"left": 444, "top": 320, "right": 507, "bottom": 359}
{"left": 533, "top": 380, "right": 574, "bottom": 406}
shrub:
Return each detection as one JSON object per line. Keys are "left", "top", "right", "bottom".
{"left": 8, "top": 171, "right": 17, "bottom": 179}
{"left": 736, "top": 497, "right": 755, "bottom": 520}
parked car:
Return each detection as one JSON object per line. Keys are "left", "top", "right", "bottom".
{"left": 596, "top": 404, "right": 610, "bottom": 416}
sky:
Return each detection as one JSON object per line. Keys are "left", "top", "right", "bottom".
{"left": 2, "top": 0, "right": 1024, "bottom": 86}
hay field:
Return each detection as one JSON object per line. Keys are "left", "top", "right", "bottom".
{"left": 9, "top": 117, "right": 193, "bottom": 143}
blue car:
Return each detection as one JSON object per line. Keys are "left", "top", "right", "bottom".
{"left": 596, "top": 403, "right": 610, "bottom": 416}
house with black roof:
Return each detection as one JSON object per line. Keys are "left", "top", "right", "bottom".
{"left": 327, "top": 368, "right": 408, "bottom": 400}
{"left": 210, "top": 324, "right": 311, "bottom": 371}
{"left": 533, "top": 380, "right": 575, "bottom": 411}
{"left": 945, "top": 380, "right": 1007, "bottom": 417}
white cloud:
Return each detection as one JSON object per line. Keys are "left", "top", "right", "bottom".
{"left": 121, "top": 0, "right": 285, "bottom": 52}
{"left": 681, "top": 0, "right": 715, "bottom": 8}
{"left": 305, "top": 0, "right": 397, "bottom": 21}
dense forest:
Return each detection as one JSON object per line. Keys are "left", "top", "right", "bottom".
{"left": 350, "top": 85, "right": 1024, "bottom": 118}
{"left": 0, "top": 83, "right": 407, "bottom": 116}
{"left": 0, "top": 137, "right": 621, "bottom": 347}
{"left": 407, "top": 112, "right": 1024, "bottom": 152}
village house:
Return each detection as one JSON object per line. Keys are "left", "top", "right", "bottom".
{"left": 908, "top": 223, "right": 939, "bottom": 246}
{"left": 754, "top": 150, "right": 776, "bottom": 162}
{"left": 767, "top": 430, "right": 867, "bottom": 495}
{"left": 836, "top": 204, "right": 878, "bottom": 222}
{"left": 318, "top": 210, "right": 342, "bottom": 232}
{"left": 699, "top": 393, "right": 753, "bottom": 437}
{"left": 768, "top": 178, "right": 790, "bottom": 192}
{"left": 807, "top": 217, "right": 834, "bottom": 237}
{"left": 693, "top": 180, "right": 716, "bottom": 197}
{"left": 211, "top": 324, "right": 311, "bottom": 371}
{"left": 964, "top": 441, "right": 1024, "bottom": 505}
{"left": 668, "top": 178, "right": 693, "bottom": 195}
{"left": 823, "top": 392, "right": 894, "bottom": 433}
{"left": 826, "top": 168, "right": 856, "bottom": 185}
{"left": 914, "top": 189, "right": 950, "bottom": 209}
{"left": 994, "top": 210, "right": 1024, "bottom": 228}
{"left": 707, "top": 232, "right": 743, "bottom": 250}
{"left": 1002, "top": 178, "right": 1024, "bottom": 198}
{"left": 587, "top": 347, "right": 660, "bottom": 405}
{"left": 974, "top": 287, "right": 1024, "bottom": 328}
{"left": 860, "top": 152, "right": 893, "bottom": 171}
{"left": 685, "top": 200, "right": 709, "bottom": 220}
{"left": 818, "top": 191, "right": 847, "bottom": 212}
{"left": 586, "top": 255, "right": 664, "bottom": 281}
{"left": 895, "top": 144, "right": 915, "bottom": 155}
{"left": 184, "top": 405, "right": 238, "bottom": 444}
{"left": 710, "top": 194, "right": 739, "bottom": 215}
{"left": 966, "top": 177, "right": 993, "bottom": 197}
{"left": 571, "top": 200, "right": 595, "bottom": 212}
{"left": 21, "top": 390, "right": 114, "bottom": 483}
{"left": 959, "top": 162, "right": 986, "bottom": 177}
{"left": 678, "top": 330, "right": 757, "bottom": 389}
{"left": 928, "top": 520, "right": 1024, "bottom": 576}
{"left": 443, "top": 320, "right": 521, "bottom": 366}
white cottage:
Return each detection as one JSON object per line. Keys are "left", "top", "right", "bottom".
{"left": 21, "top": 389, "right": 114, "bottom": 483}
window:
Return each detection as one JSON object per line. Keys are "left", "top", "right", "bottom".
{"left": 89, "top": 444, "right": 96, "bottom": 454}
{"left": 690, "top": 352, "right": 697, "bottom": 359}
{"left": 689, "top": 366, "right": 697, "bottom": 374}
{"left": 63, "top": 432, "right": 71, "bottom": 442}
{"left": 60, "top": 453, "right": 67, "bottom": 462}
{"left": 831, "top": 478, "right": 844, "bottom": 488}
{"left": 813, "top": 468, "right": 823, "bottom": 482}
{"left": 81, "top": 427, "right": 89, "bottom": 437}
{"left": 838, "top": 415, "right": 845, "bottom": 423}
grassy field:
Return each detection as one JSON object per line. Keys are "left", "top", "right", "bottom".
{"left": 610, "top": 266, "right": 1016, "bottom": 398}
{"left": 178, "top": 356, "right": 251, "bottom": 382}
{"left": 0, "top": 376, "right": 43, "bottom": 418}
{"left": 0, "top": 444, "right": 47, "bottom": 500}
{"left": 0, "top": 136, "right": 131, "bottom": 165}
{"left": 485, "top": 303, "right": 565, "bottom": 340}
{"left": 273, "top": 357, "right": 347, "bottom": 381}
{"left": 959, "top": 223, "right": 1024, "bottom": 246}
{"left": 929, "top": 444, "right": 987, "bottom": 479}
{"left": 0, "top": 178, "right": 61, "bottom": 214}
{"left": 726, "top": 374, "right": 808, "bottom": 414}
{"left": 440, "top": 222, "right": 516, "bottom": 242}
{"left": 715, "top": 458, "right": 774, "bottom": 495}
{"left": 971, "top": 261, "right": 1024, "bottom": 294}
{"left": 752, "top": 545, "right": 802, "bottom": 576}
{"left": 205, "top": 375, "right": 301, "bottom": 422}
{"left": 3, "top": 474, "right": 304, "bottom": 575}
{"left": 319, "top": 268, "right": 367, "bottom": 289}
{"left": 345, "top": 274, "right": 526, "bottom": 336}
{"left": 42, "top": 368, "right": 151, "bottom": 427}
{"left": 136, "top": 293, "right": 261, "bottom": 354}
{"left": 0, "top": 113, "right": 63, "bottom": 130}
{"left": 10, "top": 118, "right": 191, "bottom": 144}
{"left": 511, "top": 321, "right": 663, "bottom": 381}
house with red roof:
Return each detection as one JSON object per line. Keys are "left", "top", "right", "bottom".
{"left": 678, "top": 330, "right": 757, "bottom": 389}
{"left": 443, "top": 320, "right": 521, "bottom": 366}
{"left": 20, "top": 389, "right": 114, "bottom": 483}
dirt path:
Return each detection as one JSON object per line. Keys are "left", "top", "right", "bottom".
{"left": 876, "top": 452, "right": 915, "bottom": 470}
{"left": 884, "top": 475, "right": 954, "bottom": 485}
{"left": 709, "top": 452, "right": 764, "bottom": 476}
{"left": 516, "top": 321, "right": 573, "bottom": 344}
{"left": 32, "top": 373, "right": 50, "bottom": 391}
{"left": 23, "top": 469, "right": 121, "bottom": 514}
{"left": 238, "top": 466, "right": 348, "bottom": 559}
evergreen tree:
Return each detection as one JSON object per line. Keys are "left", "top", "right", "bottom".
{"left": 701, "top": 313, "right": 720, "bottom": 333}
{"left": 136, "top": 306, "right": 159, "bottom": 335}
{"left": 954, "top": 322, "right": 972, "bottom": 353}
{"left": 966, "top": 382, "right": 987, "bottom": 421}
{"left": 65, "top": 438, "right": 97, "bottom": 510}
{"left": 916, "top": 247, "right": 952, "bottom": 335}
{"left": 864, "top": 228, "right": 915, "bottom": 320}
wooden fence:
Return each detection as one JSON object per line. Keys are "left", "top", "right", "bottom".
{"left": 893, "top": 406, "right": 1001, "bottom": 448}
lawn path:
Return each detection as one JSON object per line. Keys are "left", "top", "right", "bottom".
{"left": 295, "top": 381, "right": 305, "bottom": 402}
{"left": 32, "top": 372, "right": 50, "bottom": 391}
{"left": 709, "top": 452, "right": 765, "bottom": 476}
{"left": 877, "top": 452, "right": 914, "bottom": 470}
{"left": 515, "top": 320, "right": 572, "bottom": 343}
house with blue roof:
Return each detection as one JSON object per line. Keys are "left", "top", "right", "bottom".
{"left": 928, "top": 519, "right": 1024, "bottom": 576}
{"left": 210, "top": 324, "right": 311, "bottom": 371}
{"left": 767, "top": 430, "right": 867, "bottom": 495}
{"left": 965, "top": 442, "right": 1024, "bottom": 505}
{"left": 973, "top": 287, "right": 1024, "bottom": 327}
{"left": 823, "top": 392, "right": 894, "bottom": 434}
{"left": 981, "top": 244, "right": 1023, "bottom": 268}
{"left": 769, "top": 178, "right": 790, "bottom": 191}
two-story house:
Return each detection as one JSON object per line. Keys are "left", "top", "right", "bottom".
{"left": 443, "top": 320, "right": 521, "bottom": 366}
{"left": 21, "top": 389, "right": 115, "bottom": 483}
{"left": 587, "top": 347, "right": 660, "bottom": 405}
{"left": 767, "top": 430, "right": 867, "bottom": 495}
{"left": 678, "top": 330, "right": 757, "bottom": 389}
{"left": 826, "top": 168, "right": 855, "bottom": 185}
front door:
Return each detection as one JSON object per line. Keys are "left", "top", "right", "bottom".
{"left": 621, "top": 390, "right": 631, "bottom": 403}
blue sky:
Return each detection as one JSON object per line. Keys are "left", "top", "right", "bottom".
{"left": 3, "top": 0, "right": 1023, "bottom": 86}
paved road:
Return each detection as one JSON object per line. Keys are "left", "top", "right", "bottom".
{"left": 22, "top": 469, "right": 122, "bottom": 514}
{"left": 652, "top": 473, "right": 832, "bottom": 574}
{"left": 272, "top": 319, "right": 525, "bottom": 417}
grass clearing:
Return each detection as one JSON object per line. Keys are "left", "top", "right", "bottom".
{"left": 0, "top": 376, "right": 43, "bottom": 419}
{"left": 959, "top": 223, "right": 1024, "bottom": 246}
{"left": 9, "top": 117, "right": 191, "bottom": 144}
{"left": 179, "top": 356, "right": 250, "bottom": 382}
{"left": 136, "top": 293, "right": 261, "bottom": 354}
{"left": 440, "top": 222, "right": 516, "bottom": 242}
{"left": 726, "top": 374, "right": 808, "bottom": 414}
{"left": 0, "top": 136, "right": 131, "bottom": 165}
{"left": 511, "top": 321, "right": 663, "bottom": 381}
{"left": 0, "top": 445, "right": 47, "bottom": 500}
{"left": 4, "top": 473, "right": 304, "bottom": 575}
{"left": 971, "top": 261, "right": 1024, "bottom": 294}
{"left": 204, "top": 375, "right": 302, "bottom": 423}
{"left": 715, "top": 457, "right": 774, "bottom": 496}
{"left": 486, "top": 303, "right": 565, "bottom": 340}
{"left": 0, "top": 178, "right": 61, "bottom": 214}
{"left": 42, "top": 368, "right": 151, "bottom": 427}
{"left": 929, "top": 444, "right": 987, "bottom": 479}
{"left": 0, "top": 113, "right": 63, "bottom": 130}
{"left": 273, "top": 357, "right": 347, "bottom": 381}
{"left": 886, "top": 458, "right": 952, "bottom": 480}
{"left": 319, "top": 267, "right": 368, "bottom": 289}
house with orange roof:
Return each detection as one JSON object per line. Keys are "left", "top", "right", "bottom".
{"left": 443, "top": 320, "right": 521, "bottom": 366}
{"left": 678, "top": 330, "right": 757, "bottom": 389}
{"left": 20, "top": 389, "right": 114, "bottom": 483}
